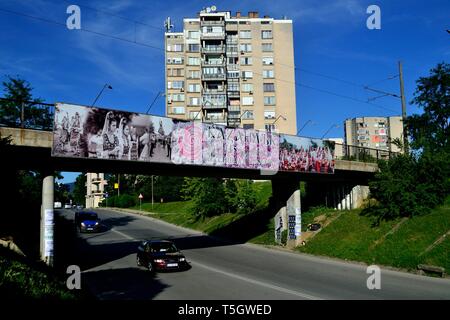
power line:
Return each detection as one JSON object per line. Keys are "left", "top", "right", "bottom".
{"left": 57, "top": 0, "right": 165, "bottom": 31}
{"left": 0, "top": 6, "right": 398, "bottom": 114}
{"left": 0, "top": 7, "right": 164, "bottom": 51}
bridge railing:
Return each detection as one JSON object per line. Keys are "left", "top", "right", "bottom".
{"left": 334, "top": 143, "right": 399, "bottom": 163}
{"left": 0, "top": 97, "right": 54, "bottom": 131}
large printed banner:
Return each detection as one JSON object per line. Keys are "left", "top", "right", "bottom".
{"left": 52, "top": 103, "right": 335, "bottom": 174}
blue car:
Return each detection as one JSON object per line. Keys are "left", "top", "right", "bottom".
{"left": 75, "top": 211, "right": 101, "bottom": 233}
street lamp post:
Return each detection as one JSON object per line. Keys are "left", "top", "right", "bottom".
{"left": 321, "top": 124, "right": 339, "bottom": 139}
{"left": 91, "top": 84, "right": 113, "bottom": 107}
{"left": 297, "top": 120, "right": 314, "bottom": 135}
{"left": 146, "top": 91, "right": 165, "bottom": 114}
{"left": 269, "top": 115, "right": 286, "bottom": 132}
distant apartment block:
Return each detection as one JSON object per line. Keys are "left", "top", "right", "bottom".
{"left": 85, "top": 172, "right": 107, "bottom": 208}
{"left": 344, "top": 116, "right": 403, "bottom": 154}
{"left": 164, "top": 7, "right": 297, "bottom": 134}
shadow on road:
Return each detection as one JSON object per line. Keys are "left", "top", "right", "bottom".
{"left": 82, "top": 267, "right": 169, "bottom": 300}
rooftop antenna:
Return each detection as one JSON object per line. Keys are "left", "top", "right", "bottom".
{"left": 164, "top": 17, "right": 173, "bottom": 32}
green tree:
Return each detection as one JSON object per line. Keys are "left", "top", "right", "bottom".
{"left": 0, "top": 76, "right": 51, "bottom": 129}
{"left": 73, "top": 173, "right": 87, "bottom": 205}
{"left": 406, "top": 62, "right": 449, "bottom": 154}
{"left": 182, "top": 177, "right": 227, "bottom": 220}
{"left": 367, "top": 62, "right": 450, "bottom": 222}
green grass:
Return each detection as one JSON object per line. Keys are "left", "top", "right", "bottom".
{"left": 296, "top": 198, "right": 450, "bottom": 273}
{"left": 0, "top": 246, "right": 78, "bottom": 300}
{"left": 132, "top": 200, "right": 194, "bottom": 215}
{"left": 132, "top": 181, "right": 275, "bottom": 242}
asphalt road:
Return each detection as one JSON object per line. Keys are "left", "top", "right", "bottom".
{"left": 57, "top": 208, "right": 450, "bottom": 300}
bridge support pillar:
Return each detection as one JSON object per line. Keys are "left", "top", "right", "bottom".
{"left": 271, "top": 178, "right": 302, "bottom": 248}
{"left": 40, "top": 172, "right": 54, "bottom": 266}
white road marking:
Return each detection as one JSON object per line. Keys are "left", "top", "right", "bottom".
{"left": 106, "top": 225, "right": 322, "bottom": 300}
{"left": 190, "top": 261, "right": 323, "bottom": 300}
{"left": 110, "top": 228, "right": 134, "bottom": 240}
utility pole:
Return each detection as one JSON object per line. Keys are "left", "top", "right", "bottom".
{"left": 398, "top": 61, "right": 408, "bottom": 153}
{"left": 151, "top": 175, "right": 154, "bottom": 210}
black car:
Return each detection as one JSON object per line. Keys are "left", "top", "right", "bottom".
{"left": 75, "top": 211, "right": 101, "bottom": 233}
{"left": 136, "top": 240, "right": 190, "bottom": 273}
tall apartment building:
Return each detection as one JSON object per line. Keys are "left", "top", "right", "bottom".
{"left": 344, "top": 116, "right": 403, "bottom": 153}
{"left": 85, "top": 173, "right": 108, "bottom": 208}
{"left": 165, "top": 8, "right": 297, "bottom": 135}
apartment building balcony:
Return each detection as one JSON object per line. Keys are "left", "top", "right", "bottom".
{"left": 226, "top": 37, "right": 238, "bottom": 44}
{"left": 202, "top": 101, "right": 227, "bottom": 109}
{"left": 202, "top": 46, "right": 225, "bottom": 54}
{"left": 227, "top": 90, "right": 240, "bottom": 98}
{"left": 201, "top": 20, "right": 225, "bottom": 26}
{"left": 227, "top": 112, "right": 241, "bottom": 119}
{"left": 226, "top": 46, "right": 239, "bottom": 56}
{"left": 201, "top": 32, "right": 225, "bottom": 39}
{"left": 202, "top": 60, "right": 225, "bottom": 67}
{"left": 203, "top": 88, "right": 226, "bottom": 95}
{"left": 226, "top": 64, "right": 239, "bottom": 71}
{"left": 204, "top": 117, "right": 227, "bottom": 123}
{"left": 202, "top": 73, "right": 226, "bottom": 81}
{"left": 227, "top": 105, "right": 241, "bottom": 112}
{"left": 91, "top": 190, "right": 104, "bottom": 195}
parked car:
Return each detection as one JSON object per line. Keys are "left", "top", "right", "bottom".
{"left": 74, "top": 211, "right": 101, "bottom": 233}
{"left": 136, "top": 240, "right": 190, "bottom": 273}
{"left": 64, "top": 203, "right": 72, "bottom": 209}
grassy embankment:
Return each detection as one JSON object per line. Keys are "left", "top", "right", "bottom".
{"left": 132, "top": 184, "right": 450, "bottom": 274}
{"left": 132, "top": 181, "right": 275, "bottom": 243}
{"left": 0, "top": 246, "right": 79, "bottom": 300}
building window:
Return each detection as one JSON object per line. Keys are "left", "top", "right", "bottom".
{"left": 243, "top": 124, "right": 254, "bottom": 129}
{"left": 167, "top": 43, "right": 184, "bottom": 52}
{"left": 187, "top": 57, "right": 200, "bottom": 65}
{"left": 172, "top": 106, "right": 185, "bottom": 114}
{"left": 168, "top": 81, "right": 184, "bottom": 89}
{"left": 171, "top": 94, "right": 185, "bottom": 102}
{"left": 265, "top": 124, "right": 275, "bottom": 131}
{"left": 241, "top": 57, "right": 252, "bottom": 65}
{"left": 188, "top": 31, "right": 200, "bottom": 39}
{"left": 189, "top": 111, "right": 201, "bottom": 120}
{"left": 242, "top": 71, "right": 253, "bottom": 79}
{"left": 167, "top": 57, "right": 184, "bottom": 64}
{"left": 242, "top": 83, "right": 253, "bottom": 92}
{"left": 264, "top": 96, "right": 276, "bottom": 105}
{"left": 261, "top": 43, "right": 273, "bottom": 52}
{"left": 228, "top": 82, "right": 239, "bottom": 91}
{"left": 264, "top": 111, "right": 276, "bottom": 119}
{"left": 242, "top": 110, "right": 254, "bottom": 119}
{"left": 239, "top": 43, "right": 252, "bottom": 52}
{"left": 167, "top": 68, "right": 184, "bottom": 77}
{"left": 261, "top": 30, "right": 272, "bottom": 39}
{"left": 263, "top": 70, "right": 274, "bottom": 78}
{"left": 188, "top": 83, "right": 201, "bottom": 93}
{"left": 262, "top": 57, "right": 274, "bottom": 65}
{"left": 263, "top": 83, "right": 275, "bottom": 92}
{"left": 187, "top": 70, "right": 200, "bottom": 79}
{"left": 239, "top": 30, "right": 252, "bottom": 39}
{"left": 187, "top": 44, "right": 200, "bottom": 52}
{"left": 242, "top": 97, "right": 254, "bottom": 106}
{"left": 189, "top": 97, "right": 200, "bottom": 106}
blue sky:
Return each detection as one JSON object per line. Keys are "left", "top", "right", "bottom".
{"left": 1, "top": 0, "right": 448, "bottom": 183}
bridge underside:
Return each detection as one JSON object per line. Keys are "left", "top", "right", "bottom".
{"left": 5, "top": 145, "right": 374, "bottom": 184}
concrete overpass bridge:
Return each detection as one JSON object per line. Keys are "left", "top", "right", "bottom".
{"left": 1, "top": 101, "right": 394, "bottom": 264}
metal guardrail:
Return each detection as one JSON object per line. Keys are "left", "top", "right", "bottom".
{"left": 334, "top": 143, "right": 398, "bottom": 162}
{"left": 0, "top": 97, "right": 54, "bottom": 131}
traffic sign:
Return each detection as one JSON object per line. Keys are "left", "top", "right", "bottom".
{"left": 139, "top": 193, "right": 143, "bottom": 199}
